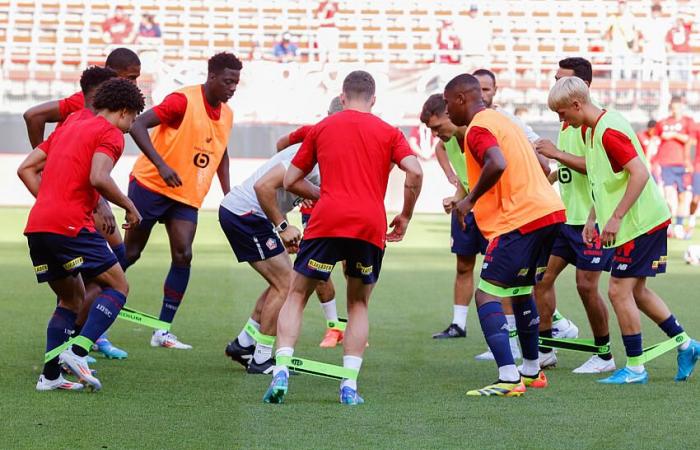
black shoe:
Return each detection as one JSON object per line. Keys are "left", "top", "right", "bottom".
{"left": 432, "top": 323, "right": 466, "bottom": 339}
{"left": 247, "top": 357, "right": 274, "bottom": 375}
{"left": 225, "top": 338, "right": 254, "bottom": 368}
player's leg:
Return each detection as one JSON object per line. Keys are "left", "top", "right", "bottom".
{"left": 533, "top": 255, "right": 568, "bottom": 368}
{"left": 246, "top": 253, "right": 294, "bottom": 373}
{"left": 317, "top": 278, "right": 343, "bottom": 347}
{"left": 226, "top": 287, "right": 268, "bottom": 367}
{"left": 150, "top": 217, "right": 197, "bottom": 349}
{"left": 73, "top": 280, "right": 127, "bottom": 360}
{"left": 339, "top": 276, "right": 373, "bottom": 405}
{"left": 678, "top": 187, "right": 692, "bottom": 239}
{"left": 687, "top": 173, "right": 700, "bottom": 236}
{"left": 662, "top": 168, "right": 681, "bottom": 237}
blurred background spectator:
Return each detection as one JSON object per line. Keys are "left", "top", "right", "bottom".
{"left": 137, "top": 14, "right": 162, "bottom": 42}
{"left": 436, "top": 20, "right": 460, "bottom": 64}
{"left": 315, "top": 1, "right": 339, "bottom": 63}
{"left": 273, "top": 32, "right": 299, "bottom": 63}
{"left": 102, "top": 6, "right": 134, "bottom": 44}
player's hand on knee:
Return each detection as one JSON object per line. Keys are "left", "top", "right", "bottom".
{"left": 123, "top": 207, "right": 142, "bottom": 230}
{"left": 95, "top": 201, "right": 117, "bottom": 235}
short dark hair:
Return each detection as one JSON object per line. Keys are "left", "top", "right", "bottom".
{"left": 651, "top": 4, "right": 661, "bottom": 12}
{"left": 342, "top": 70, "right": 375, "bottom": 101}
{"left": 93, "top": 78, "right": 145, "bottom": 114}
{"left": 444, "top": 73, "right": 480, "bottom": 94}
{"left": 208, "top": 52, "right": 243, "bottom": 74}
{"left": 472, "top": 69, "right": 496, "bottom": 86}
{"left": 80, "top": 66, "right": 117, "bottom": 95}
{"left": 558, "top": 57, "right": 593, "bottom": 84}
{"left": 647, "top": 119, "right": 657, "bottom": 128}
{"left": 670, "top": 95, "right": 683, "bottom": 104}
{"left": 420, "top": 94, "right": 447, "bottom": 124}
{"left": 105, "top": 48, "right": 141, "bottom": 71}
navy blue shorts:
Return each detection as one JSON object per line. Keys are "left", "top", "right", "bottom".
{"left": 611, "top": 225, "right": 668, "bottom": 278}
{"left": 128, "top": 179, "right": 198, "bottom": 230}
{"left": 551, "top": 224, "right": 614, "bottom": 272}
{"left": 301, "top": 213, "right": 312, "bottom": 229}
{"left": 451, "top": 211, "right": 488, "bottom": 256}
{"left": 661, "top": 166, "right": 686, "bottom": 191}
{"left": 219, "top": 206, "right": 285, "bottom": 263}
{"left": 692, "top": 173, "right": 700, "bottom": 195}
{"left": 480, "top": 224, "right": 561, "bottom": 287}
{"left": 27, "top": 228, "right": 118, "bottom": 283}
{"left": 294, "top": 238, "right": 384, "bottom": 284}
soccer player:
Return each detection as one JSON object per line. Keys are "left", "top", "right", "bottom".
{"left": 274, "top": 96, "right": 345, "bottom": 348}
{"left": 124, "top": 52, "right": 242, "bottom": 349}
{"left": 220, "top": 136, "right": 320, "bottom": 374}
{"left": 654, "top": 96, "right": 695, "bottom": 239}
{"left": 420, "top": 94, "right": 487, "bottom": 340}
{"left": 470, "top": 69, "right": 578, "bottom": 360}
{"left": 18, "top": 78, "right": 145, "bottom": 391}
{"left": 263, "top": 71, "right": 423, "bottom": 405}
{"left": 22, "top": 48, "right": 141, "bottom": 359}
{"left": 444, "top": 74, "right": 566, "bottom": 397}
{"left": 548, "top": 76, "right": 699, "bottom": 384}
{"left": 532, "top": 57, "right": 616, "bottom": 373}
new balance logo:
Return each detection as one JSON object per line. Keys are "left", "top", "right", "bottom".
{"left": 616, "top": 264, "right": 628, "bottom": 271}
{"left": 591, "top": 257, "right": 601, "bottom": 264}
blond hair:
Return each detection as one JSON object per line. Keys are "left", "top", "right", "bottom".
{"left": 548, "top": 76, "right": 591, "bottom": 111}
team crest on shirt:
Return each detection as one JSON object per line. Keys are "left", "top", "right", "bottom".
{"left": 266, "top": 238, "right": 278, "bottom": 251}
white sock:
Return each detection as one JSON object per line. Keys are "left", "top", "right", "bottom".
{"left": 253, "top": 342, "right": 273, "bottom": 364}
{"left": 689, "top": 215, "right": 696, "bottom": 228}
{"left": 521, "top": 358, "right": 540, "bottom": 377}
{"left": 452, "top": 305, "right": 468, "bottom": 330}
{"left": 340, "top": 355, "right": 362, "bottom": 391}
{"left": 237, "top": 318, "right": 259, "bottom": 348}
{"left": 679, "top": 339, "right": 691, "bottom": 351}
{"left": 320, "top": 299, "right": 338, "bottom": 323}
{"left": 626, "top": 363, "right": 645, "bottom": 374}
{"left": 498, "top": 364, "right": 520, "bottom": 382}
{"left": 273, "top": 347, "right": 294, "bottom": 376}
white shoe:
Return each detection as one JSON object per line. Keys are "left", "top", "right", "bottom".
{"left": 572, "top": 355, "right": 616, "bottom": 374}
{"left": 552, "top": 318, "right": 579, "bottom": 339}
{"left": 36, "top": 374, "right": 84, "bottom": 391}
{"left": 474, "top": 349, "right": 495, "bottom": 361}
{"left": 151, "top": 330, "right": 192, "bottom": 350}
{"left": 474, "top": 339, "right": 521, "bottom": 361}
{"left": 673, "top": 224, "right": 686, "bottom": 240}
{"left": 59, "top": 348, "right": 101, "bottom": 391}
{"left": 538, "top": 350, "right": 558, "bottom": 369}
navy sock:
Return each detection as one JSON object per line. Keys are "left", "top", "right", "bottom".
{"left": 595, "top": 334, "right": 612, "bottom": 360}
{"left": 159, "top": 265, "right": 190, "bottom": 323}
{"left": 512, "top": 295, "right": 540, "bottom": 361}
{"left": 79, "top": 288, "right": 126, "bottom": 347}
{"left": 539, "top": 329, "right": 553, "bottom": 354}
{"left": 43, "top": 307, "right": 77, "bottom": 380}
{"left": 111, "top": 243, "right": 128, "bottom": 270}
{"left": 659, "top": 315, "right": 684, "bottom": 338}
{"left": 622, "top": 333, "right": 643, "bottom": 358}
{"left": 675, "top": 216, "right": 683, "bottom": 226}
{"left": 477, "top": 301, "right": 514, "bottom": 367}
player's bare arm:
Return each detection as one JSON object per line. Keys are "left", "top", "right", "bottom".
{"left": 17, "top": 148, "right": 48, "bottom": 197}
{"left": 254, "top": 163, "right": 302, "bottom": 248}
{"left": 535, "top": 138, "right": 587, "bottom": 174}
{"left": 217, "top": 148, "right": 231, "bottom": 194}
{"left": 23, "top": 101, "right": 62, "bottom": 149}
{"left": 443, "top": 183, "right": 467, "bottom": 214}
{"left": 600, "top": 156, "right": 649, "bottom": 247}
{"left": 582, "top": 207, "right": 598, "bottom": 245}
{"left": 276, "top": 134, "right": 291, "bottom": 152}
{"left": 387, "top": 154, "right": 423, "bottom": 242}
{"left": 90, "top": 153, "right": 142, "bottom": 229}
{"left": 434, "top": 140, "right": 459, "bottom": 187}
{"left": 283, "top": 164, "right": 321, "bottom": 201}
{"left": 129, "top": 109, "right": 182, "bottom": 187}
{"left": 547, "top": 168, "right": 559, "bottom": 184}
{"left": 456, "top": 146, "right": 506, "bottom": 228}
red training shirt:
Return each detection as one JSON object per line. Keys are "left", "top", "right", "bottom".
{"left": 291, "top": 110, "right": 414, "bottom": 248}
{"left": 25, "top": 113, "right": 124, "bottom": 237}
{"left": 58, "top": 91, "right": 85, "bottom": 121}
{"left": 152, "top": 85, "right": 221, "bottom": 129}
{"left": 654, "top": 116, "right": 694, "bottom": 166}
{"left": 287, "top": 125, "right": 316, "bottom": 214}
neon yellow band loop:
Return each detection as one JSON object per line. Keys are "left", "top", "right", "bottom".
{"left": 277, "top": 355, "right": 359, "bottom": 380}
{"left": 72, "top": 335, "right": 94, "bottom": 352}
{"left": 478, "top": 279, "right": 533, "bottom": 298}
{"left": 118, "top": 307, "right": 171, "bottom": 331}
{"left": 539, "top": 337, "right": 610, "bottom": 354}
{"left": 44, "top": 338, "right": 75, "bottom": 363}
{"left": 326, "top": 320, "right": 346, "bottom": 331}
{"left": 628, "top": 332, "right": 689, "bottom": 365}
{"left": 244, "top": 322, "right": 276, "bottom": 346}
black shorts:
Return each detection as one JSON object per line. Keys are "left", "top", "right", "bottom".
{"left": 293, "top": 237, "right": 384, "bottom": 284}
{"left": 219, "top": 206, "right": 285, "bottom": 263}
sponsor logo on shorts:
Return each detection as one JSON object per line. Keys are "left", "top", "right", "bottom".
{"left": 355, "top": 262, "right": 373, "bottom": 275}
{"left": 266, "top": 238, "right": 278, "bottom": 251}
{"left": 659, "top": 255, "right": 668, "bottom": 264}
{"left": 591, "top": 257, "right": 601, "bottom": 264}
{"left": 517, "top": 268, "right": 529, "bottom": 277}
{"left": 482, "top": 262, "right": 489, "bottom": 269}
{"left": 536, "top": 266, "right": 546, "bottom": 275}
{"left": 62, "top": 257, "right": 84, "bottom": 270}
{"left": 616, "top": 263, "right": 628, "bottom": 271}
{"left": 652, "top": 260, "right": 659, "bottom": 269}
{"left": 34, "top": 264, "right": 48, "bottom": 274}
{"left": 308, "top": 259, "right": 333, "bottom": 273}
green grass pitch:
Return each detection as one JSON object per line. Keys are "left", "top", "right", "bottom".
{"left": 1, "top": 207, "right": 699, "bottom": 449}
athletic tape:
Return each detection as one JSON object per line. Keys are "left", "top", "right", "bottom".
{"left": 244, "top": 322, "right": 276, "bottom": 346}
{"left": 277, "top": 355, "right": 358, "bottom": 380}
{"left": 478, "top": 279, "right": 533, "bottom": 298}
{"left": 627, "top": 332, "right": 689, "bottom": 365}
{"left": 539, "top": 336, "right": 610, "bottom": 354}
{"left": 118, "top": 307, "right": 172, "bottom": 331}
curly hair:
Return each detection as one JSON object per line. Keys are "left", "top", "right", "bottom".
{"left": 93, "top": 78, "right": 145, "bottom": 114}
{"left": 208, "top": 52, "right": 243, "bottom": 74}
{"left": 79, "top": 66, "right": 117, "bottom": 95}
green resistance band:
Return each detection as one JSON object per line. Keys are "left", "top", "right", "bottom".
{"left": 243, "top": 322, "right": 276, "bottom": 346}
{"left": 277, "top": 355, "right": 358, "bottom": 380}
{"left": 118, "top": 307, "right": 171, "bottom": 331}
{"left": 327, "top": 317, "right": 347, "bottom": 331}
{"left": 539, "top": 337, "right": 610, "bottom": 354}
{"left": 478, "top": 279, "right": 533, "bottom": 298}
{"left": 627, "top": 332, "right": 689, "bottom": 366}
{"left": 509, "top": 330, "right": 518, "bottom": 338}
{"left": 43, "top": 336, "right": 93, "bottom": 363}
